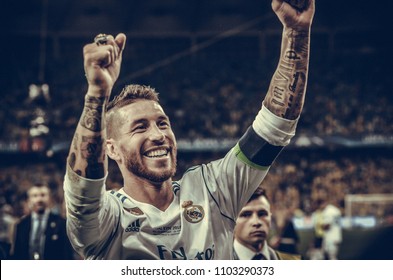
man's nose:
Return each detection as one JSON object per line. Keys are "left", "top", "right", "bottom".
{"left": 149, "top": 125, "right": 165, "bottom": 142}
{"left": 251, "top": 214, "right": 262, "bottom": 226}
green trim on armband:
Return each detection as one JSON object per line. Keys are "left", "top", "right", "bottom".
{"left": 234, "top": 143, "right": 270, "bottom": 171}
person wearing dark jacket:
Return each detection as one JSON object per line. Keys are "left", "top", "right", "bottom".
{"left": 11, "top": 183, "right": 74, "bottom": 260}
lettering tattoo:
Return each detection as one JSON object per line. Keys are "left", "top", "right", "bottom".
{"left": 289, "top": 72, "right": 306, "bottom": 93}
{"left": 265, "top": 29, "right": 309, "bottom": 119}
{"left": 272, "top": 86, "right": 285, "bottom": 107}
{"left": 80, "top": 96, "right": 106, "bottom": 132}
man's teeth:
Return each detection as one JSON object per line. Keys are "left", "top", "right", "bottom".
{"left": 145, "top": 149, "right": 168, "bottom": 158}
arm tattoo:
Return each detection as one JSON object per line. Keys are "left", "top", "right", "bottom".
{"left": 80, "top": 95, "right": 106, "bottom": 132}
{"left": 69, "top": 152, "right": 76, "bottom": 169}
{"left": 68, "top": 152, "right": 83, "bottom": 176}
{"left": 265, "top": 29, "right": 310, "bottom": 119}
{"left": 72, "top": 133, "right": 79, "bottom": 151}
{"left": 67, "top": 95, "right": 107, "bottom": 179}
{"left": 80, "top": 135, "right": 105, "bottom": 179}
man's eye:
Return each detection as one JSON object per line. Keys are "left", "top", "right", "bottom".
{"left": 240, "top": 212, "right": 251, "bottom": 218}
{"left": 159, "top": 121, "right": 169, "bottom": 128}
{"left": 133, "top": 125, "right": 146, "bottom": 131}
{"left": 258, "top": 211, "right": 268, "bottom": 217}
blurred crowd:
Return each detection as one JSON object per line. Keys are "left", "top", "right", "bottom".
{"left": 2, "top": 149, "right": 392, "bottom": 259}
{"left": 1, "top": 150, "right": 392, "bottom": 224}
{"left": 1, "top": 43, "right": 392, "bottom": 142}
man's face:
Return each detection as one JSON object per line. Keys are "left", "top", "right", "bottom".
{"left": 113, "top": 100, "right": 177, "bottom": 183}
{"left": 28, "top": 186, "right": 50, "bottom": 214}
{"left": 234, "top": 196, "right": 272, "bottom": 251}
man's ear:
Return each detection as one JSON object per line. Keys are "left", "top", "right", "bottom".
{"left": 106, "top": 139, "right": 121, "bottom": 161}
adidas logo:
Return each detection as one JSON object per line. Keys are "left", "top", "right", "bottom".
{"left": 125, "top": 219, "right": 141, "bottom": 232}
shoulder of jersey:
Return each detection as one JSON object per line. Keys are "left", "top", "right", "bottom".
{"left": 108, "top": 190, "right": 145, "bottom": 216}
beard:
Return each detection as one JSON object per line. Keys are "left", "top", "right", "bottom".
{"left": 123, "top": 147, "right": 177, "bottom": 183}
{"left": 35, "top": 203, "right": 47, "bottom": 215}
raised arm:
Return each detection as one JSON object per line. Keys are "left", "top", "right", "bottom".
{"left": 67, "top": 33, "right": 126, "bottom": 179}
{"left": 264, "top": 0, "right": 315, "bottom": 120}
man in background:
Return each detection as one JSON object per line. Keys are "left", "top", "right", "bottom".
{"left": 234, "top": 187, "right": 300, "bottom": 260}
{"left": 11, "top": 182, "right": 74, "bottom": 260}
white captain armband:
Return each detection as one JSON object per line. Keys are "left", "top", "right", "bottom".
{"left": 252, "top": 104, "right": 299, "bottom": 146}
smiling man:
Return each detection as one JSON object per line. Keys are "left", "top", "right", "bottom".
{"left": 234, "top": 187, "right": 300, "bottom": 260}
{"left": 63, "top": 0, "right": 315, "bottom": 259}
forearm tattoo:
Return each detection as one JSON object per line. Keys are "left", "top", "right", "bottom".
{"left": 68, "top": 152, "right": 82, "bottom": 176}
{"left": 81, "top": 135, "right": 105, "bottom": 179}
{"left": 265, "top": 29, "right": 310, "bottom": 119}
{"left": 67, "top": 96, "right": 107, "bottom": 179}
{"left": 80, "top": 95, "right": 106, "bottom": 132}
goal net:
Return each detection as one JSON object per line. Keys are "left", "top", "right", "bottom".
{"left": 345, "top": 194, "right": 393, "bottom": 228}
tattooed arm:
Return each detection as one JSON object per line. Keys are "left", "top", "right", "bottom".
{"left": 67, "top": 34, "right": 126, "bottom": 179}
{"left": 68, "top": 95, "right": 107, "bottom": 179}
{"left": 264, "top": 0, "right": 315, "bottom": 120}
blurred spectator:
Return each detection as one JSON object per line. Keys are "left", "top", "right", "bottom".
{"left": 267, "top": 187, "right": 300, "bottom": 255}
{"left": 0, "top": 203, "right": 17, "bottom": 259}
{"left": 11, "top": 182, "right": 75, "bottom": 260}
{"left": 269, "top": 210, "right": 299, "bottom": 255}
{"left": 310, "top": 188, "right": 342, "bottom": 260}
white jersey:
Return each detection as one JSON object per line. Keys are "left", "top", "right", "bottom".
{"left": 64, "top": 106, "right": 296, "bottom": 259}
{"left": 321, "top": 204, "right": 342, "bottom": 244}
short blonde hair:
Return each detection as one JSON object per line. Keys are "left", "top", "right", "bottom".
{"left": 106, "top": 84, "right": 160, "bottom": 139}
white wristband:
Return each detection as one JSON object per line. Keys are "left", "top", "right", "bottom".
{"left": 252, "top": 105, "right": 299, "bottom": 146}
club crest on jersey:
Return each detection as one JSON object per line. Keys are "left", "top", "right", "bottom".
{"left": 124, "top": 207, "right": 144, "bottom": 216}
{"left": 182, "top": 201, "right": 204, "bottom": 223}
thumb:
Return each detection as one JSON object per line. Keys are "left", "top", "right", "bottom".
{"left": 115, "top": 33, "right": 127, "bottom": 54}
{"left": 271, "top": 0, "right": 284, "bottom": 12}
